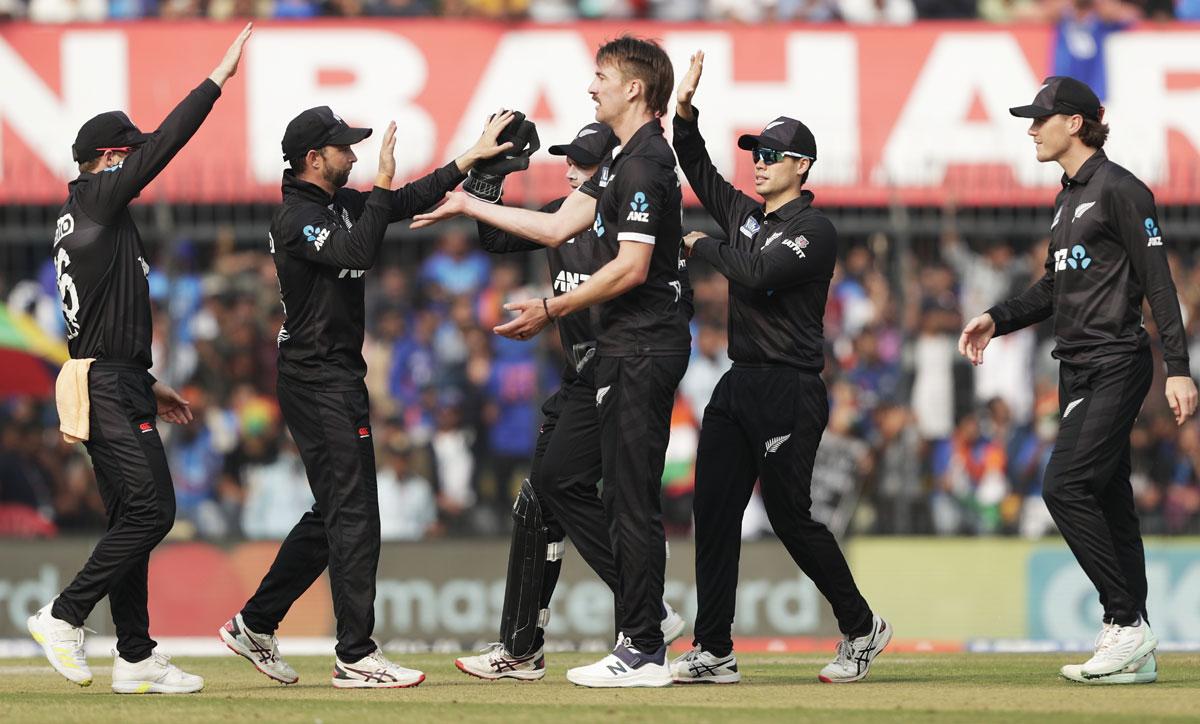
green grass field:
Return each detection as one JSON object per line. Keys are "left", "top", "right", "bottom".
{"left": 1, "top": 653, "right": 1197, "bottom": 723}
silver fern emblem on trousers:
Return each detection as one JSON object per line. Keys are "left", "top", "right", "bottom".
{"left": 764, "top": 433, "right": 791, "bottom": 457}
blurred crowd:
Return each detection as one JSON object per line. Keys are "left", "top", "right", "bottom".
{"left": 1, "top": 0, "right": 1197, "bottom": 24}
{"left": 3, "top": 209, "right": 1200, "bottom": 542}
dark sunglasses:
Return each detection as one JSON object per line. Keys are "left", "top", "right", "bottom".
{"left": 752, "top": 147, "right": 809, "bottom": 165}
{"left": 95, "top": 146, "right": 135, "bottom": 154}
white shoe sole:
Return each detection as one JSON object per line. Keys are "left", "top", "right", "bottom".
{"left": 819, "top": 620, "right": 894, "bottom": 684}
{"left": 218, "top": 625, "right": 299, "bottom": 685}
{"left": 112, "top": 680, "right": 203, "bottom": 694}
{"left": 661, "top": 616, "right": 686, "bottom": 645}
{"left": 566, "top": 668, "right": 672, "bottom": 688}
{"left": 331, "top": 674, "right": 425, "bottom": 689}
{"left": 671, "top": 672, "right": 740, "bottom": 685}
{"left": 1080, "top": 637, "right": 1158, "bottom": 678}
{"left": 27, "top": 615, "right": 92, "bottom": 687}
{"left": 454, "top": 658, "right": 546, "bottom": 681}
{"left": 1061, "top": 666, "right": 1156, "bottom": 685}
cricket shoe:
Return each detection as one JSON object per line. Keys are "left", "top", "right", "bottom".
{"left": 332, "top": 649, "right": 424, "bottom": 689}
{"left": 1061, "top": 651, "right": 1157, "bottom": 685}
{"left": 661, "top": 600, "right": 686, "bottom": 645}
{"left": 219, "top": 613, "right": 299, "bottom": 684}
{"left": 26, "top": 602, "right": 91, "bottom": 686}
{"left": 1080, "top": 618, "right": 1158, "bottom": 678}
{"left": 670, "top": 645, "right": 740, "bottom": 684}
{"left": 566, "top": 637, "right": 672, "bottom": 688}
{"left": 455, "top": 643, "right": 546, "bottom": 681}
{"left": 818, "top": 615, "right": 893, "bottom": 683}
{"left": 112, "top": 651, "right": 204, "bottom": 694}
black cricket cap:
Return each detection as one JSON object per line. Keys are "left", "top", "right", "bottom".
{"left": 72, "top": 111, "right": 151, "bottom": 163}
{"left": 281, "top": 106, "right": 372, "bottom": 162}
{"left": 548, "top": 123, "right": 618, "bottom": 166}
{"left": 737, "top": 116, "right": 817, "bottom": 160}
{"left": 1009, "top": 76, "right": 1102, "bottom": 121}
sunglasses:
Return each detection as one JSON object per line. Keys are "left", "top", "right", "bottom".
{"left": 752, "top": 147, "right": 809, "bottom": 165}
{"left": 95, "top": 146, "right": 135, "bottom": 154}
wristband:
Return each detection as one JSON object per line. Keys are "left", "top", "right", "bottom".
{"left": 542, "top": 297, "right": 556, "bottom": 322}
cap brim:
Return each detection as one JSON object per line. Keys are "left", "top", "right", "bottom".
{"left": 737, "top": 134, "right": 763, "bottom": 151}
{"left": 548, "top": 143, "right": 600, "bottom": 166}
{"left": 1009, "top": 104, "right": 1054, "bottom": 119}
{"left": 326, "top": 126, "right": 372, "bottom": 146}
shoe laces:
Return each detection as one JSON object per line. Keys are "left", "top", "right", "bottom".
{"left": 479, "top": 642, "right": 514, "bottom": 662}
{"left": 834, "top": 638, "right": 853, "bottom": 667}
{"left": 149, "top": 651, "right": 180, "bottom": 672}
{"left": 1093, "top": 623, "right": 1120, "bottom": 657}
{"left": 362, "top": 649, "right": 396, "bottom": 670}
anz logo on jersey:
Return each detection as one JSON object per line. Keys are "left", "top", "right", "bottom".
{"left": 554, "top": 270, "right": 591, "bottom": 292}
{"left": 1054, "top": 244, "right": 1092, "bottom": 272}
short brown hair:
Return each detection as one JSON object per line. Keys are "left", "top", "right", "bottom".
{"left": 1077, "top": 117, "right": 1109, "bottom": 149}
{"left": 595, "top": 36, "right": 674, "bottom": 117}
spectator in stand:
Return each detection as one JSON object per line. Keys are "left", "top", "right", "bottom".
{"left": 680, "top": 323, "right": 731, "bottom": 424}
{"left": 376, "top": 433, "right": 439, "bottom": 540}
{"left": 1051, "top": 0, "right": 1140, "bottom": 101}
{"left": 27, "top": 0, "right": 105, "bottom": 21}
{"left": 420, "top": 227, "right": 492, "bottom": 301}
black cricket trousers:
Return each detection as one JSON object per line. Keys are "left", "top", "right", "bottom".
{"left": 1042, "top": 348, "right": 1154, "bottom": 627}
{"left": 595, "top": 354, "right": 689, "bottom": 653}
{"left": 692, "top": 365, "right": 873, "bottom": 657}
{"left": 239, "top": 378, "right": 380, "bottom": 662}
{"left": 53, "top": 362, "right": 176, "bottom": 663}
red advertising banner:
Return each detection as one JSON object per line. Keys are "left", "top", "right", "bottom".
{"left": 1, "top": 20, "right": 1199, "bottom": 207}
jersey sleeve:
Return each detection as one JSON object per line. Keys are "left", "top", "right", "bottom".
{"left": 280, "top": 187, "right": 393, "bottom": 270}
{"left": 611, "top": 159, "right": 666, "bottom": 246}
{"left": 690, "top": 219, "right": 835, "bottom": 291}
{"left": 1111, "top": 176, "right": 1190, "bottom": 376}
{"left": 672, "top": 107, "right": 762, "bottom": 243}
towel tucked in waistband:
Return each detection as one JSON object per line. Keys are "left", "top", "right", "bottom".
{"left": 56, "top": 358, "right": 95, "bottom": 444}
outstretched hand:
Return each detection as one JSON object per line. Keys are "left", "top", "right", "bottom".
{"left": 675, "top": 51, "right": 704, "bottom": 120}
{"left": 494, "top": 298, "right": 551, "bottom": 341}
{"left": 457, "top": 110, "right": 517, "bottom": 172}
{"left": 152, "top": 382, "right": 193, "bottom": 425}
{"left": 411, "top": 191, "right": 472, "bottom": 230}
{"left": 210, "top": 22, "right": 252, "bottom": 88}
{"left": 377, "top": 121, "right": 397, "bottom": 184}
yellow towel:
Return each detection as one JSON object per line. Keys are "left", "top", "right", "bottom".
{"left": 56, "top": 358, "right": 94, "bottom": 444}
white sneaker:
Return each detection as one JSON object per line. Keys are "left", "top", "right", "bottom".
{"left": 455, "top": 643, "right": 546, "bottom": 681}
{"left": 819, "top": 615, "right": 893, "bottom": 683}
{"left": 661, "top": 600, "right": 686, "bottom": 645}
{"left": 26, "top": 602, "right": 91, "bottom": 686}
{"left": 1062, "top": 651, "right": 1157, "bottom": 685}
{"left": 332, "top": 649, "right": 424, "bottom": 689}
{"left": 670, "top": 645, "right": 740, "bottom": 684}
{"left": 112, "top": 651, "right": 204, "bottom": 694}
{"left": 1080, "top": 618, "right": 1158, "bottom": 678}
{"left": 219, "top": 613, "right": 299, "bottom": 685}
{"left": 566, "top": 638, "right": 672, "bottom": 688}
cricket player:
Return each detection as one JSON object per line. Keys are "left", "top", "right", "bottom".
{"left": 961, "top": 76, "right": 1197, "bottom": 684}
{"left": 27, "top": 24, "right": 252, "bottom": 695}
{"left": 217, "top": 107, "right": 518, "bottom": 688}
{"left": 414, "top": 36, "right": 691, "bottom": 687}
{"left": 670, "top": 51, "right": 890, "bottom": 685}
{"left": 454, "top": 122, "right": 686, "bottom": 681}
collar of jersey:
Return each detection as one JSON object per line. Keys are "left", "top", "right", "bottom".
{"left": 765, "top": 190, "right": 815, "bottom": 221}
{"left": 1060, "top": 149, "right": 1107, "bottom": 189}
{"left": 611, "top": 118, "right": 665, "bottom": 165}
{"left": 281, "top": 169, "right": 336, "bottom": 204}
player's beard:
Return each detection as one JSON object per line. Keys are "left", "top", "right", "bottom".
{"left": 324, "top": 164, "right": 351, "bottom": 189}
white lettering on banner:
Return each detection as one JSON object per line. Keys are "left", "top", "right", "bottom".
{"left": 373, "top": 576, "right": 821, "bottom": 637}
{"left": 1104, "top": 33, "right": 1200, "bottom": 186}
{"left": 660, "top": 32, "right": 859, "bottom": 187}
{"left": 880, "top": 33, "right": 1059, "bottom": 189}
{"left": 0, "top": 32, "right": 127, "bottom": 183}
{"left": 447, "top": 31, "right": 597, "bottom": 161}
{"left": 247, "top": 30, "right": 435, "bottom": 186}
{"left": 0, "top": 566, "right": 60, "bottom": 625}
{"left": 1038, "top": 559, "right": 1200, "bottom": 640}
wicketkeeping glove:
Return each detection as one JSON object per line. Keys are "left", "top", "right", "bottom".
{"left": 464, "top": 111, "right": 540, "bottom": 204}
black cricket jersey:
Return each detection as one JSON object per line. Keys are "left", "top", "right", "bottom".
{"left": 271, "top": 162, "right": 465, "bottom": 390}
{"left": 52, "top": 79, "right": 222, "bottom": 368}
{"left": 673, "top": 109, "right": 837, "bottom": 372}
{"left": 478, "top": 197, "right": 602, "bottom": 383}
{"left": 988, "top": 150, "right": 1190, "bottom": 377}
{"left": 579, "top": 119, "right": 691, "bottom": 358}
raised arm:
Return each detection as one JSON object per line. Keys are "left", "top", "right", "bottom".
{"left": 673, "top": 51, "right": 761, "bottom": 240}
